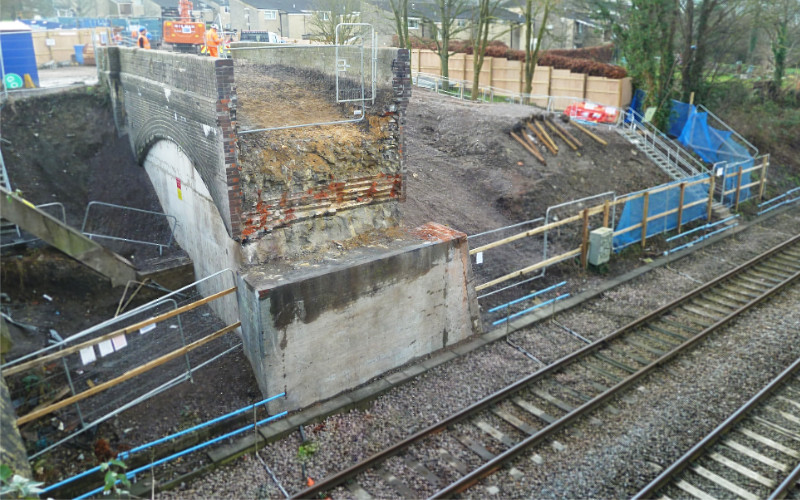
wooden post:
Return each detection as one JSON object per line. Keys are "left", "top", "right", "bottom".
{"left": 706, "top": 174, "right": 716, "bottom": 221}
{"left": 511, "top": 131, "right": 546, "bottom": 165}
{"left": 571, "top": 121, "right": 608, "bottom": 146}
{"left": 758, "top": 156, "right": 768, "bottom": 200}
{"left": 677, "top": 182, "right": 686, "bottom": 232}
{"left": 527, "top": 123, "right": 557, "bottom": 155}
{"left": 488, "top": 56, "right": 494, "bottom": 89}
{"left": 535, "top": 121, "right": 559, "bottom": 153}
{"left": 581, "top": 208, "right": 590, "bottom": 268}
{"left": 545, "top": 120, "right": 578, "bottom": 150}
{"left": 689, "top": 92, "right": 695, "bottom": 105}
{"left": 640, "top": 192, "right": 650, "bottom": 249}
{"left": 417, "top": 49, "right": 422, "bottom": 74}
{"left": 734, "top": 165, "right": 744, "bottom": 211}
{"left": 603, "top": 200, "right": 610, "bottom": 228}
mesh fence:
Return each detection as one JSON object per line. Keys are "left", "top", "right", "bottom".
{"left": 1, "top": 270, "right": 239, "bottom": 459}
{"left": 468, "top": 194, "right": 614, "bottom": 328}
{"left": 80, "top": 202, "right": 177, "bottom": 261}
{"left": 232, "top": 28, "right": 376, "bottom": 133}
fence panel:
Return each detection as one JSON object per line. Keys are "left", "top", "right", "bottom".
{"left": 586, "top": 76, "right": 631, "bottom": 108}
{"left": 529, "top": 65, "right": 551, "bottom": 106}
{"left": 31, "top": 29, "right": 112, "bottom": 66}
{"left": 410, "top": 49, "right": 631, "bottom": 108}
{"left": 550, "top": 69, "right": 586, "bottom": 111}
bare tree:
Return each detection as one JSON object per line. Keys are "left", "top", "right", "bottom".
{"left": 310, "top": 0, "right": 363, "bottom": 44}
{"left": 416, "top": 0, "right": 471, "bottom": 85}
{"left": 678, "top": 0, "right": 744, "bottom": 103}
{"left": 757, "top": 0, "right": 800, "bottom": 97}
{"left": 520, "top": 0, "right": 558, "bottom": 96}
{"left": 388, "top": 0, "right": 411, "bottom": 48}
{"left": 469, "top": 0, "right": 504, "bottom": 100}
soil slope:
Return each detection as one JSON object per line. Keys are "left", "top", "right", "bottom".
{"left": 399, "top": 90, "right": 669, "bottom": 235}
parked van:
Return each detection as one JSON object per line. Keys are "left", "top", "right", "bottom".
{"left": 239, "top": 31, "right": 280, "bottom": 43}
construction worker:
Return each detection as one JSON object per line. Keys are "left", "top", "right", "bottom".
{"left": 205, "top": 24, "right": 221, "bottom": 57}
{"left": 137, "top": 27, "right": 151, "bottom": 49}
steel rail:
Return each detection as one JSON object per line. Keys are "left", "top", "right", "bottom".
{"left": 293, "top": 233, "right": 800, "bottom": 499}
{"left": 434, "top": 265, "right": 800, "bottom": 497}
{"left": 633, "top": 356, "right": 800, "bottom": 500}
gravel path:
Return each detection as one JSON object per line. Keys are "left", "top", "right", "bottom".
{"left": 154, "top": 207, "right": 800, "bottom": 499}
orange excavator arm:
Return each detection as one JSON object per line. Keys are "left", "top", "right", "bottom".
{"left": 179, "top": 0, "right": 194, "bottom": 20}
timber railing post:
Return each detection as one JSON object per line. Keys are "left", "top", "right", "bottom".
{"left": 734, "top": 165, "right": 744, "bottom": 211}
{"left": 581, "top": 208, "right": 590, "bottom": 268}
{"left": 677, "top": 182, "right": 686, "bottom": 232}
{"left": 759, "top": 156, "right": 768, "bottom": 200}
{"left": 640, "top": 192, "right": 650, "bottom": 249}
{"left": 603, "top": 200, "right": 610, "bottom": 228}
{"left": 707, "top": 174, "right": 715, "bottom": 221}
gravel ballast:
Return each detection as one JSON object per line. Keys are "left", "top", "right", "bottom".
{"left": 155, "top": 208, "right": 800, "bottom": 499}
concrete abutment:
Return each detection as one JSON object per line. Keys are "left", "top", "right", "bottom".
{"left": 97, "top": 44, "right": 481, "bottom": 409}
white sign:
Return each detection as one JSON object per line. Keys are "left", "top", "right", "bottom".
{"left": 112, "top": 335, "right": 128, "bottom": 351}
{"left": 476, "top": 252, "right": 483, "bottom": 265}
{"left": 97, "top": 340, "right": 114, "bottom": 357}
{"left": 80, "top": 346, "right": 97, "bottom": 365}
{"left": 140, "top": 323, "right": 156, "bottom": 335}
{"left": 45, "top": 38, "right": 56, "bottom": 46}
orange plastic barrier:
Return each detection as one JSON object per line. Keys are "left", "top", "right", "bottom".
{"left": 564, "top": 102, "right": 620, "bottom": 124}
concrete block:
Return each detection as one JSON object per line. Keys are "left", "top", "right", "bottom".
{"left": 240, "top": 226, "right": 480, "bottom": 409}
{"left": 423, "top": 350, "right": 457, "bottom": 369}
{"left": 451, "top": 338, "right": 488, "bottom": 355}
{"left": 347, "top": 379, "right": 393, "bottom": 405}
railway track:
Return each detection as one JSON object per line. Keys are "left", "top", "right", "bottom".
{"left": 634, "top": 357, "right": 800, "bottom": 500}
{"left": 295, "top": 234, "right": 800, "bottom": 499}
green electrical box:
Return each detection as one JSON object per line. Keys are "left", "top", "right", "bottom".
{"left": 588, "top": 227, "right": 613, "bottom": 266}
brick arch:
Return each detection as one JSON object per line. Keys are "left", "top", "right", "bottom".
{"left": 132, "top": 117, "right": 235, "bottom": 237}
{"left": 98, "top": 48, "right": 241, "bottom": 240}
{"left": 133, "top": 118, "right": 201, "bottom": 167}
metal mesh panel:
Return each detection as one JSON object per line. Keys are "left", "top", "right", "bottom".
{"left": 233, "top": 26, "right": 374, "bottom": 133}
{"left": 2, "top": 271, "right": 239, "bottom": 459}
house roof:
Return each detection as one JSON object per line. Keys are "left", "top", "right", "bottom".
{"left": 0, "top": 20, "right": 33, "bottom": 32}
{"left": 148, "top": 0, "right": 180, "bottom": 8}
{"left": 400, "top": 1, "right": 521, "bottom": 24}
{"left": 237, "top": 0, "right": 314, "bottom": 13}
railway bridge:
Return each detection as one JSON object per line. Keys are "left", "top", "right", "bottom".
{"left": 88, "top": 43, "right": 480, "bottom": 410}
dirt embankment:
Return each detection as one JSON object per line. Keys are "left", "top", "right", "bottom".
{"left": 399, "top": 90, "right": 670, "bottom": 235}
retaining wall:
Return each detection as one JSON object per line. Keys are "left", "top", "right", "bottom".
{"left": 237, "top": 223, "right": 481, "bottom": 409}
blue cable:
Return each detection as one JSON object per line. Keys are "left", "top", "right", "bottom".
{"left": 75, "top": 411, "right": 288, "bottom": 500}
{"left": 41, "top": 392, "right": 285, "bottom": 494}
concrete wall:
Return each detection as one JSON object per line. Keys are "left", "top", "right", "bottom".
{"left": 238, "top": 223, "right": 481, "bottom": 409}
{"left": 143, "top": 140, "right": 241, "bottom": 323}
{"left": 231, "top": 44, "right": 402, "bottom": 87}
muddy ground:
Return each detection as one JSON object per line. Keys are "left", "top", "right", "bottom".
{"left": 0, "top": 81, "right": 795, "bottom": 486}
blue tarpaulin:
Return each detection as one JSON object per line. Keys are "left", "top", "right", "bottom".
{"left": 613, "top": 174, "right": 710, "bottom": 251}
{"left": 668, "top": 100, "right": 692, "bottom": 138}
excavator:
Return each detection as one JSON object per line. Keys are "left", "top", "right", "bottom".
{"left": 162, "top": 0, "right": 205, "bottom": 53}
